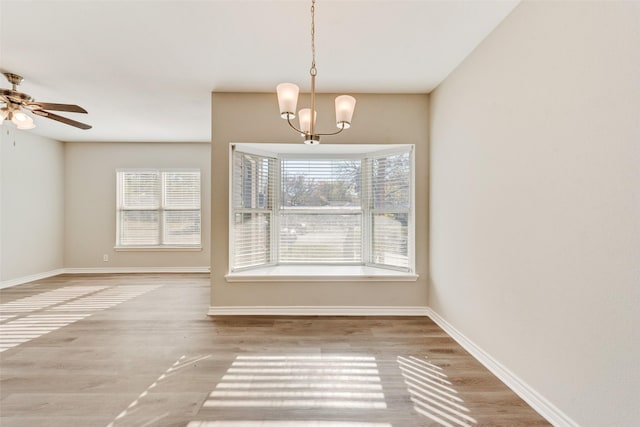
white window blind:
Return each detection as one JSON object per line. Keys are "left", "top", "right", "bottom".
{"left": 367, "top": 151, "right": 411, "bottom": 270}
{"left": 232, "top": 151, "right": 275, "bottom": 269}
{"left": 280, "top": 159, "right": 362, "bottom": 264}
{"left": 117, "top": 169, "right": 201, "bottom": 247}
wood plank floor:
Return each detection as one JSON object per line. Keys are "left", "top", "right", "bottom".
{"left": 0, "top": 274, "right": 550, "bottom": 427}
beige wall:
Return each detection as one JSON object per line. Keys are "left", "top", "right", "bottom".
{"left": 1, "top": 128, "right": 65, "bottom": 282}
{"left": 429, "top": 1, "right": 640, "bottom": 425}
{"left": 64, "top": 142, "right": 211, "bottom": 269}
{"left": 211, "top": 93, "right": 429, "bottom": 307}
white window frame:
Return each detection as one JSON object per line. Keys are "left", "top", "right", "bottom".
{"left": 115, "top": 168, "right": 202, "bottom": 251}
{"left": 278, "top": 153, "right": 364, "bottom": 266}
{"left": 229, "top": 151, "right": 277, "bottom": 270}
{"left": 228, "top": 144, "right": 415, "bottom": 275}
{"left": 365, "top": 146, "right": 415, "bottom": 272}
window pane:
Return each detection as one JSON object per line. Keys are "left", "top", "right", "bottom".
{"left": 372, "top": 213, "right": 409, "bottom": 269}
{"left": 119, "top": 211, "right": 159, "bottom": 246}
{"left": 121, "top": 171, "right": 160, "bottom": 209}
{"left": 163, "top": 210, "right": 201, "bottom": 245}
{"left": 281, "top": 159, "right": 361, "bottom": 208}
{"left": 234, "top": 212, "right": 271, "bottom": 269}
{"left": 233, "top": 153, "right": 274, "bottom": 209}
{"left": 372, "top": 153, "right": 410, "bottom": 210}
{"left": 164, "top": 171, "right": 201, "bottom": 209}
{"left": 279, "top": 214, "right": 361, "bottom": 263}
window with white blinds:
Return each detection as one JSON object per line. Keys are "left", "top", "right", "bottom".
{"left": 116, "top": 169, "right": 201, "bottom": 248}
{"left": 231, "top": 152, "right": 276, "bottom": 269}
{"left": 367, "top": 151, "right": 411, "bottom": 270}
{"left": 229, "top": 145, "right": 413, "bottom": 272}
{"left": 280, "top": 159, "right": 362, "bottom": 264}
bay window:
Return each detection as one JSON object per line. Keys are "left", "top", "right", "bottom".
{"left": 230, "top": 144, "right": 414, "bottom": 274}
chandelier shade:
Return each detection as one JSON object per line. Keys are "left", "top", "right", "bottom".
{"left": 298, "top": 108, "right": 316, "bottom": 134}
{"left": 276, "top": 83, "right": 299, "bottom": 119}
{"left": 335, "top": 95, "right": 356, "bottom": 129}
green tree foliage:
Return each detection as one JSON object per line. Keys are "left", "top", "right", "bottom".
{"left": 281, "top": 160, "right": 361, "bottom": 207}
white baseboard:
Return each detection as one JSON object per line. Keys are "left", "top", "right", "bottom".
{"left": 64, "top": 267, "right": 210, "bottom": 274}
{"left": 425, "top": 307, "right": 578, "bottom": 427}
{"left": 0, "top": 269, "right": 66, "bottom": 289}
{"left": 0, "top": 267, "right": 210, "bottom": 289}
{"left": 208, "top": 306, "right": 430, "bottom": 316}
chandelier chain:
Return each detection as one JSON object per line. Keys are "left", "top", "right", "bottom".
{"left": 310, "top": 0, "right": 317, "bottom": 76}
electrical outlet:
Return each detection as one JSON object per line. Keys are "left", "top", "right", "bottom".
{"left": 103, "top": 254, "right": 109, "bottom": 262}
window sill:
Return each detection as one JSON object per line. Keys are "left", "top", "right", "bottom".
{"left": 225, "top": 265, "right": 419, "bottom": 282}
{"left": 114, "top": 246, "right": 202, "bottom": 252}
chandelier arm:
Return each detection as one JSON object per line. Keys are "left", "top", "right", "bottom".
{"left": 286, "top": 115, "right": 305, "bottom": 134}
{"left": 316, "top": 126, "right": 346, "bottom": 137}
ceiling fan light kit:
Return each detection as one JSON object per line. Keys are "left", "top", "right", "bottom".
{"left": 0, "top": 108, "right": 35, "bottom": 130}
{"left": 276, "top": 0, "right": 356, "bottom": 145}
{"left": 0, "top": 72, "right": 92, "bottom": 131}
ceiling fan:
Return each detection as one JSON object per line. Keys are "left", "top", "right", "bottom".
{"left": 0, "top": 72, "right": 91, "bottom": 130}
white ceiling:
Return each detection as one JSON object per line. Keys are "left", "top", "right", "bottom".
{"left": 0, "top": 0, "right": 519, "bottom": 143}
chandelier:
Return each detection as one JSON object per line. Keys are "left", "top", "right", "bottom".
{"left": 276, "top": 0, "right": 356, "bottom": 145}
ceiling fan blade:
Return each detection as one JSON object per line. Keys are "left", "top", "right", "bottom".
{"left": 26, "top": 102, "right": 87, "bottom": 113}
{"left": 32, "top": 110, "right": 92, "bottom": 130}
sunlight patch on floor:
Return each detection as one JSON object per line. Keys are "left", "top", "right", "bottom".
{"left": 201, "top": 354, "right": 388, "bottom": 417}
{"left": 398, "top": 356, "right": 477, "bottom": 427}
{"left": 50, "top": 285, "right": 161, "bottom": 311}
{"left": 107, "top": 354, "right": 212, "bottom": 427}
{"left": 0, "top": 314, "right": 90, "bottom": 352}
{"left": 0, "top": 286, "right": 107, "bottom": 313}
{"left": 0, "top": 284, "right": 162, "bottom": 352}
